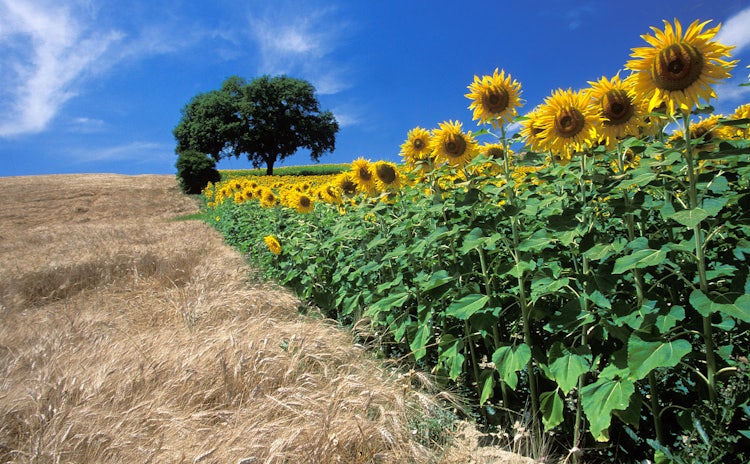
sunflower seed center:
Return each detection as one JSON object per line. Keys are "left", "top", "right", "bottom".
{"left": 652, "top": 43, "right": 705, "bottom": 91}
{"left": 554, "top": 108, "right": 585, "bottom": 138}
{"left": 602, "top": 89, "right": 634, "bottom": 126}
{"left": 482, "top": 87, "right": 510, "bottom": 113}
{"left": 376, "top": 164, "right": 397, "bottom": 184}
{"left": 444, "top": 135, "right": 467, "bottom": 158}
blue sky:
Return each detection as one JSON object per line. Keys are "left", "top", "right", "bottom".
{"left": 1, "top": 0, "right": 749, "bottom": 177}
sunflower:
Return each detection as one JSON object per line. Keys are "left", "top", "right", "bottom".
{"left": 588, "top": 73, "right": 648, "bottom": 148}
{"left": 400, "top": 127, "right": 433, "bottom": 169}
{"left": 465, "top": 68, "right": 523, "bottom": 128}
{"left": 291, "top": 192, "right": 314, "bottom": 213}
{"left": 610, "top": 148, "right": 642, "bottom": 173}
{"left": 351, "top": 157, "right": 377, "bottom": 194}
{"left": 263, "top": 235, "right": 282, "bottom": 255}
{"left": 626, "top": 18, "right": 737, "bottom": 114}
{"left": 374, "top": 161, "right": 401, "bottom": 191}
{"left": 335, "top": 172, "right": 359, "bottom": 196}
{"left": 519, "top": 108, "right": 546, "bottom": 153}
{"left": 320, "top": 184, "right": 343, "bottom": 204}
{"left": 730, "top": 103, "right": 750, "bottom": 139}
{"left": 429, "top": 120, "right": 479, "bottom": 168}
{"left": 259, "top": 187, "right": 277, "bottom": 208}
{"left": 536, "top": 88, "right": 600, "bottom": 159}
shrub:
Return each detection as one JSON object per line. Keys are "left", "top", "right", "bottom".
{"left": 175, "top": 150, "right": 221, "bottom": 194}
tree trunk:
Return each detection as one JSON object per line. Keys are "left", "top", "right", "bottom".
{"left": 265, "top": 156, "right": 275, "bottom": 176}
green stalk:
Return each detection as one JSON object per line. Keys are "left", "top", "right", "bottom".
{"left": 501, "top": 128, "right": 539, "bottom": 420}
{"left": 617, "top": 143, "right": 665, "bottom": 445}
{"left": 477, "top": 246, "right": 510, "bottom": 408}
{"left": 681, "top": 112, "right": 716, "bottom": 403}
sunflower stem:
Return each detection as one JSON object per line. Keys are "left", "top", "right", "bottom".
{"left": 681, "top": 111, "right": 716, "bottom": 403}
{"left": 618, "top": 143, "right": 663, "bottom": 444}
{"left": 501, "top": 126, "right": 539, "bottom": 420}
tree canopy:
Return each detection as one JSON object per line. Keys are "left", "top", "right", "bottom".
{"left": 173, "top": 75, "right": 339, "bottom": 175}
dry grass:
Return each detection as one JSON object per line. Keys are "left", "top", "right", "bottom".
{"left": 0, "top": 174, "right": 537, "bottom": 463}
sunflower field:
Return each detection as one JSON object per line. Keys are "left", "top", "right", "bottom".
{"left": 204, "top": 19, "right": 750, "bottom": 462}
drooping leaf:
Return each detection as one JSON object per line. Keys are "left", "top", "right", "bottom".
{"left": 612, "top": 248, "right": 667, "bottom": 274}
{"left": 540, "top": 389, "right": 565, "bottom": 430}
{"left": 689, "top": 289, "right": 750, "bottom": 322}
{"left": 418, "top": 269, "right": 453, "bottom": 292}
{"left": 480, "top": 370, "right": 495, "bottom": 405}
{"left": 438, "top": 335, "right": 465, "bottom": 381}
{"left": 446, "top": 294, "right": 490, "bottom": 320}
{"left": 548, "top": 343, "right": 591, "bottom": 394}
{"left": 627, "top": 335, "right": 692, "bottom": 380}
{"left": 669, "top": 208, "right": 709, "bottom": 228}
{"left": 491, "top": 344, "right": 531, "bottom": 390}
{"left": 581, "top": 375, "right": 635, "bottom": 442}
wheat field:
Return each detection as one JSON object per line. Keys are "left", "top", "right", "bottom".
{"left": 0, "top": 174, "right": 535, "bottom": 463}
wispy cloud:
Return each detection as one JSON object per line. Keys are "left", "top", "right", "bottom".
{"left": 716, "top": 6, "right": 750, "bottom": 55}
{"left": 247, "top": 3, "right": 352, "bottom": 96}
{"left": 69, "top": 141, "right": 170, "bottom": 163}
{"left": 0, "top": 0, "right": 123, "bottom": 138}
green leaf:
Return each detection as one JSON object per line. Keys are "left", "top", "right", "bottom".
{"left": 627, "top": 336, "right": 692, "bottom": 380}
{"left": 445, "top": 294, "right": 490, "bottom": 320}
{"left": 669, "top": 208, "right": 709, "bottom": 228}
{"left": 480, "top": 370, "right": 495, "bottom": 405}
{"left": 689, "top": 289, "right": 750, "bottom": 322}
{"left": 540, "top": 389, "right": 565, "bottom": 430}
{"left": 459, "top": 227, "right": 485, "bottom": 254}
{"left": 581, "top": 375, "right": 635, "bottom": 442}
{"left": 508, "top": 260, "right": 536, "bottom": 278}
{"left": 701, "top": 196, "right": 728, "bottom": 217}
{"left": 491, "top": 344, "right": 531, "bottom": 391}
{"left": 548, "top": 343, "right": 591, "bottom": 394}
{"left": 518, "top": 231, "right": 556, "bottom": 252}
{"left": 612, "top": 248, "right": 668, "bottom": 274}
{"left": 586, "top": 290, "right": 611, "bottom": 310}
{"left": 418, "top": 269, "right": 453, "bottom": 292}
{"left": 438, "top": 335, "right": 465, "bottom": 381}
{"left": 655, "top": 305, "right": 685, "bottom": 334}
{"left": 365, "top": 291, "right": 410, "bottom": 317}
{"left": 410, "top": 320, "right": 432, "bottom": 361}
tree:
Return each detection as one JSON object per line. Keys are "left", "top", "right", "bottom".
{"left": 173, "top": 75, "right": 339, "bottom": 175}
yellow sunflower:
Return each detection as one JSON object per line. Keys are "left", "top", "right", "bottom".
{"left": 290, "top": 192, "right": 314, "bottom": 213}
{"left": 351, "top": 157, "right": 377, "bottom": 194}
{"left": 259, "top": 187, "right": 277, "bottom": 208}
{"left": 536, "top": 88, "right": 600, "bottom": 159}
{"left": 465, "top": 68, "right": 523, "bottom": 128}
{"left": 335, "top": 172, "right": 359, "bottom": 197}
{"left": 519, "top": 108, "right": 547, "bottom": 153}
{"left": 374, "top": 161, "right": 402, "bottom": 191}
{"left": 626, "top": 18, "right": 738, "bottom": 114}
{"left": 588, "top": 73, "right": 648, "bottom": 148}
{"left": 264, "top": 235, "right": 282, "bottom": 255}
{"left": 400, "top": 126, "right": 433, "bottom": 169}
{"left": 429, "top": 120, "right": 479, "bottom": 168}
{"left": 730, "top": 103, "right": 750, "bottom": 139}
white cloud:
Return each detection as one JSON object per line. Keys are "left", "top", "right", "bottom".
{"left": 0, "top": 0, "right": 122, "bottom": 137}
{"left": 69, "top": 141, "right": 169, "bottom": 163}
{"left": 247, "top": 3, "right": 352, "bottom": 96}
{"left": 716, "top": 6, "right": 750, "bottom": 55}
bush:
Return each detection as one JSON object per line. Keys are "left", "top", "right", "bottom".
{"left": 175, "top": 150, "right": 221, "bottom": 194}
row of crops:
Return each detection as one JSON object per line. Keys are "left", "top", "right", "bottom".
{"left": 202, "top": 19, "right": 750, "bottom": 463}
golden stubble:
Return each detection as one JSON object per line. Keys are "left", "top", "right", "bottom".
{"left": 0, "top": 174, "right": 535, "bottom": 464}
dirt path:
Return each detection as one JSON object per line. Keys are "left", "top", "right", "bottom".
{"left": 0, "top": 174, "right": 535, "bottom": 463}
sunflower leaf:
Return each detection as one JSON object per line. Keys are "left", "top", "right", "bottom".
{"left": 446, "top": 294, "right": 489, "bottom": 320}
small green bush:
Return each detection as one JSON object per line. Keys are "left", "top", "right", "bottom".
{"left": 176, "top": 150, "right": 221, "bottom": 194}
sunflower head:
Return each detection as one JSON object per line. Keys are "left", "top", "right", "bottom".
{"left": 626, "top": 19, "right": 738, "bottom": 114}
{"left": 374, "top": 161, "right": 401, "bottom": 191}
{"left": 292, "top": 192, "right": 314, "bottom": 213}
{"left": 400, "top": 127, "right": 433, "bottom": 169}
{"left": 351, "top": 157, "right": 377, "bottom": 194}
{"left": 520, "top": 108, "right": 547, "bottom": 152}
{"left": 429, "top": 120, "right": 479, "bottom": 168}
{"left": 536, "top": 88, "right": 601, "bottom": 158}
{"left": 335, "top": 172, "right": 359, "bottom": 196}
{"left": 588, "top": 73, "right": 648, "bottom": 147}
{"left": 465, "top": 68, "right": 523, "bottom": 128}
{"left": 259, "top": 187, "right": 277, "bottom": 208}
{"left": 263, "top": 235, "right": 282, "bottom": 255}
